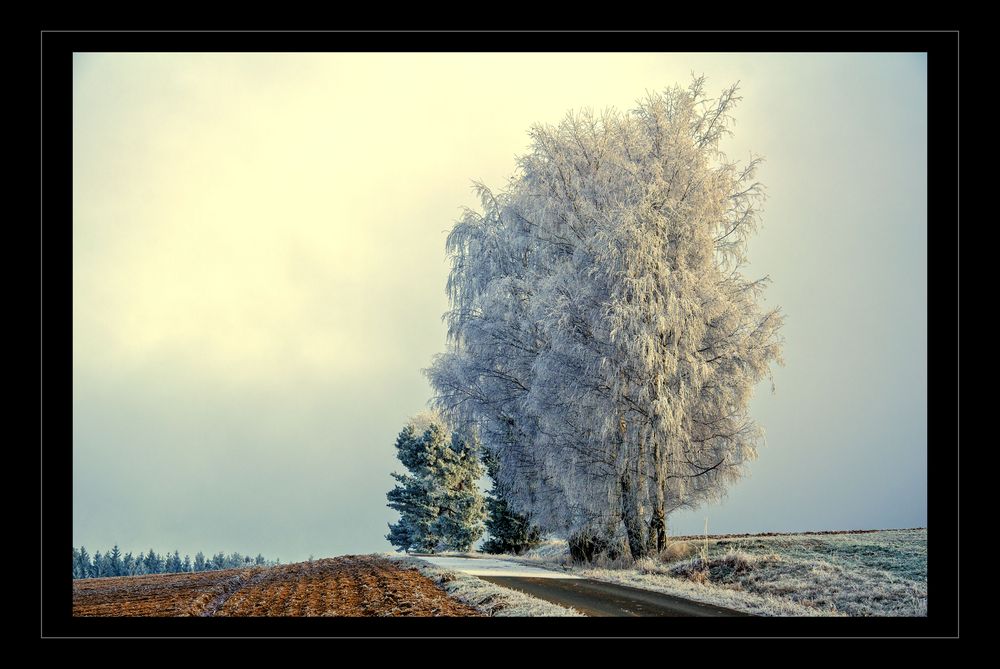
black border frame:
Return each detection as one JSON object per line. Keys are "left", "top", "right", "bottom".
{"left": 41, "top": 29, "right": 959, "bottom": 638}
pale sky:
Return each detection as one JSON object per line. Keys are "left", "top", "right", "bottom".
{"left": 73, "top": 53, "right": 927, "bottom": 561}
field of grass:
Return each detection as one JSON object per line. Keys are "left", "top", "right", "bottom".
{"left": 518, "top": 528, "right": 927, "bottom": 617}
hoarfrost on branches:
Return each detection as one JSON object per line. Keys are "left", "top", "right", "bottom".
{"left": 428, "top": 78, "right": 784, "bottom": 561}
{"left": 386, "top": 412, "right": 486, "bottom": 553}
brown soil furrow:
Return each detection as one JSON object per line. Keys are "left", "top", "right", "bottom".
{"left": 198, "top": 569, "right": 262, "bottom": 617}
{"left": 74, "top": 555, "right": 482, "bottom": 617}
{"left": 74, "top": 568, "right": 247, "bottom": 617}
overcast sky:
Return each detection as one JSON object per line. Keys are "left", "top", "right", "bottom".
{"left": 72, "top": 53, "right": 927, "bottom": 561}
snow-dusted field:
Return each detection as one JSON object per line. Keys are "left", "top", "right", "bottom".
{"left": 516, "top": 529, "right": 927, "bottom": 617}
{"left": 387, "top": 554, "right": 583, "bottom": 617}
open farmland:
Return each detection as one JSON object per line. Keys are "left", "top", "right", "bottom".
{"left": 72, "top": 567, "right": 254, "bottom": 617}
{"left": 73, "top": 555, "right": 482, "bottom": 617}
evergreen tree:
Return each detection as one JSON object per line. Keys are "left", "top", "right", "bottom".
{"left": 481, "top": 450, "right": 543, "bottom": 555}
{"left": 144, "top": 549, "right": 161, "bottom": 574}
{"left": 432, "top": 429, "right": 486, "bottom": 552}
{"left": 71, "top": 545, "right": 274, "bottom": 578}
{"left": 73, "top": 547, "right": 90, "bottom": 579}
{"left": 386, "top": 414, "right": 485, "bottom": 552}
{"left": 109, "top": 545, "right": 123, "bottom": 577}
{"left": 386, "top": 423, "right": 441, "bottom": 552}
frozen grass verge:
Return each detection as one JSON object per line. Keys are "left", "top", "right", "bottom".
{"left": 387, "top": 554, "right": 583, "bottom": 617}
{"left": 515, "top": 529, "right": 927, "bottom": 617}
{"left": 583, "top": 553, "right": 836, "bottom": 617}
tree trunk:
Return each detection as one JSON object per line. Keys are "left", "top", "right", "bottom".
{"left": 650, "top": 505, "right": 667, "bottom": 553}
{"left": 621, "top": 472, "right": 650, "bottom": 560}
{"left": 651, "top": 438, "right": 667, "bottom": 553}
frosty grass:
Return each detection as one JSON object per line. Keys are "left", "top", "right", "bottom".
{"left": 516, "top": 529, "right": 927, "bottom": 617}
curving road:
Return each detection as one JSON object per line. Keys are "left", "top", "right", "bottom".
{"left": 414, "top": 555, "right": 749, "bottom": 617}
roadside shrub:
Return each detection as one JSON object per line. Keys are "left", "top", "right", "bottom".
{"left": 568, "top": 528, "right": 628, "bottom": 564}
{"left": 670, "top": 550, "right": 777, "bottom": 583}
{"left": 659, "top": 541, "right": 695, "bottom": 563}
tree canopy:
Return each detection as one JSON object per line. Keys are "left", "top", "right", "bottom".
{"left": 428, "top": 78, "right": 784, "bottom": 561}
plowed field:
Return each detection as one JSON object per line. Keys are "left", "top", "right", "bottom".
{"left": 72, "top": 555, "right": 482, "bottom": 617}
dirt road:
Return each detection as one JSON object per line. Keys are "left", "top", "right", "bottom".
{"left": 72, "top": 555, "right": 482, "bottom": 617}
{"left": 480, "top": 575, "right": 747, "bottom": 617}
{"left": 414, "top": 555, "right": 748, "bottom": 617}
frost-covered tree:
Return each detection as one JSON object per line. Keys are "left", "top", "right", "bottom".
{"left": 73, "top": 546, "right": 91, "bottom": 579}
{"left": 123, "top": 552, "right": 136, "bottom": 576}
{"left": 432, "top": 427, "right": 486, "bottom": 552}
{"left": 386, "top": 413, "right": 485, "bottom": 552}
{"left": 166, "top": 550, "right": 182, "bottom": 573}
{"left": 144, "top": 549, "right": 162, "bottom": 574}
{"left": 481, "top": 449, "right": 542, "bottom": 555}
{"left": 428, "top": 78, "right": 784, "bottom": 561}
{"left": 109, "top": 545, "right": 123, "bottom": 577}
{"left": 386, "top": 422, "right": 441, "bottom": 552}
{"left": 71, "top": 545, "right": 275, "bottom": 578}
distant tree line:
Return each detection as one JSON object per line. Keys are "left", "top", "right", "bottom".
{"left": 72, "top": 545, "right": 277, "bottom": 579}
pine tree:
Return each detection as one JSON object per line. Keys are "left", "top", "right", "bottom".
{"left": 386, "top": 414, "right": 485, "bottom": 553}
{"left": 481, "top": 450, "right": 542, "bottom": 555}
{"left": 109, "top": 545, "right": 123, "bottom": 577}
{"left": 386, "top": 422, "right": 440, "bottom": 552}
{"left": 73, "top": 547, "right": 91, "bottom": 579}
{"left": 432, "top": 429, "right": 486, "bottom": 552}
{"left": 144, "top": 549, "right": 161, "bottom": 574}
{"left": 71, "top": 545, "right": 273, "bottom": 578}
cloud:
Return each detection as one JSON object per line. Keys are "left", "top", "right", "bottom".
{"left": 72, "top": 53, "right": 927, "bottom": 558}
